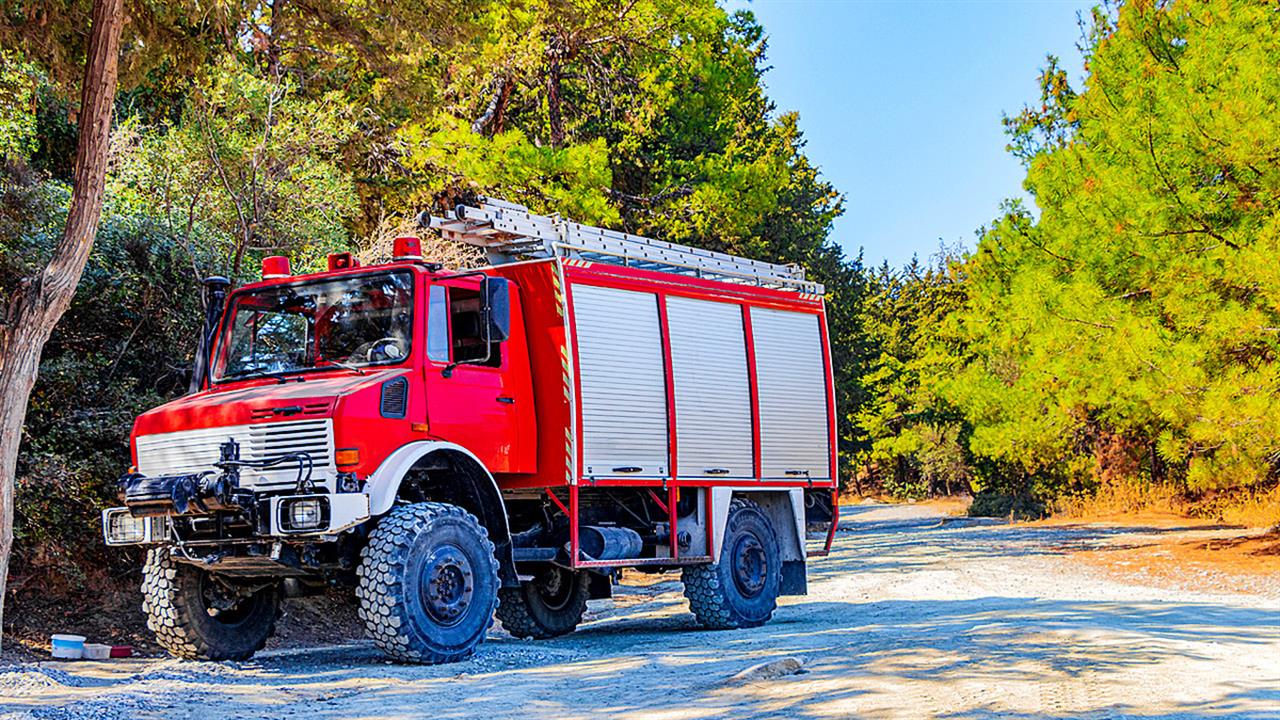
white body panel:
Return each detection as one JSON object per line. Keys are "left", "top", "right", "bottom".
{"left": 750, "top": 308, "right": 831, "bottom": 480}
{"left": 666, "top": 297, "right": 754, "bottom": 478}
{"left": 134, "top": 419, "right": 336, "bottom": 493}
{"left": 572, "top": 284, "right": 669, "bottom": 480}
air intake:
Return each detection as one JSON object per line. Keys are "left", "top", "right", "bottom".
{"left": 380, "top": 377, "right": 408, "bottom": 419}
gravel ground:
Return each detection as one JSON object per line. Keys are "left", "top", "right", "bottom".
{"left": 2, "top": 503, "right": 1277, "bottom": 720}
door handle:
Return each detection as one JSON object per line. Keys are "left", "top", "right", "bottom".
{"left": 496, "top": 396, "right": 515, "bottom": 404}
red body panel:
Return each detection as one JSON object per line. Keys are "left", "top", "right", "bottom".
{"left": 422, "top": 273, "right": 536, "bottom": 475}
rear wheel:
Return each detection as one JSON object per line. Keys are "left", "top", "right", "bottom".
{"left": 682, "top": 497, "right": 781, "bottom": 629}
{"left": 357, "top": 502, "right": 500, "bottom": 663}
{"left": 496, "top": 565, "right": 590, "bottom": 639}
{"left": 141, "top": 548, "right": 280, "bottom": 661}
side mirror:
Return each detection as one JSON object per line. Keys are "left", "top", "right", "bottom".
{"left": 484, "top": 277, "right": 511, "bottom": 342}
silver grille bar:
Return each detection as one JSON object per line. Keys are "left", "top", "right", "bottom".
{"left": 135, "top": 419, "right": 336, "bottom": 493}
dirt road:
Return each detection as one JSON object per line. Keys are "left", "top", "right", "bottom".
{"left": 3, "top": 503, "right": 1278, "bottom": 719}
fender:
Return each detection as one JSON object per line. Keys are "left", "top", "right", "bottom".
{"left": 709, "top": 487, "right": 806, "bottom": 560}
{"left": 710, "top": 488, "right": 808, "bottom": 596}
{"left": 365, "top": 440, "right": 517, "bottom": 585}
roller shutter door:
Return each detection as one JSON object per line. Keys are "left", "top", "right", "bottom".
{"left": 751, "top": 307, "right": 830, "bottom": 480}
{"left": 666, "top": 297, "right": 754, "bottom": 478}
{"left": 572, "top": 284, "right": 669, "bottom": 479}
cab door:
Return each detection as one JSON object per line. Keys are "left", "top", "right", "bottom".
{"left": 423, "top": 278, "right": 528, "bottom": 473}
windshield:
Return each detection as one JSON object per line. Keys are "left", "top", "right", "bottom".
{"left": 214, "top": 271, "right": 414, "bottom": 381}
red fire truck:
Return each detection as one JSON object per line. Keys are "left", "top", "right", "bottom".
{"left": 102, "top": 198, "right": 838, "bottom": 663}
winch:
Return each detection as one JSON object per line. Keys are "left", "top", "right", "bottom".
{"left": 119, "top": 438, "right": 313, "bottom": 517}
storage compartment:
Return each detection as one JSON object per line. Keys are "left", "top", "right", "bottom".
{"left": 750, "top": 307, "right": 831, "bottom": 480}
{"left": 666, "top": 296, "right": 754, "bottom": 479}
{"left": 571, "top": 284, "right": 669, "bottom": 479}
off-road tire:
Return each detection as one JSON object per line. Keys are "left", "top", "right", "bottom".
{"left": 356, "top": 502, "right": 500, "bottom": 663}
{"left": 681, "top": 497, "right": 782, "bottom": 630}
{"left": 496, "top": 566, "right": 590, "bottom": 639}
{"left": 141, "top": 548, "right": 280, "bottom": 661}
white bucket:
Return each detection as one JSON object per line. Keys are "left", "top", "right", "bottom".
{"left": 83, "top": 643, "right": 112, "bottom": 660}
{"left": 50, "top": 634, "right": 86, "bottom": 659}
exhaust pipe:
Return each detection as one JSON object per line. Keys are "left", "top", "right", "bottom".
{"left": 188, "top": 276, "right": 231, "bottom": 394}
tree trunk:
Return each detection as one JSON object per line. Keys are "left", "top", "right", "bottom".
{"left": 472, "top": 76, "right": 511, "bottom": 136}
{"left": 0, "top": 0, "right": 123, "bottom": 649}
{"left": 266, "top": 0, "right": 285, "bottom": 80}
{"left": 545, "top": 40, "right": 565, "bottom": 148}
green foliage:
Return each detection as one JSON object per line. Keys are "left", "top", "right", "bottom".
{"left": 967, "top": 0, "right": 1280, "bottom": 492}
{"left": 5, "top": 175, "right": 205, "bottom": 589}
{"left": 858, "top": 0, "right": 1280, "bottom": 509}
{"left": 853, "top": 253, "right": 972, "bottom": 498}
{"left": 0, "top": 50, "right": 39, "bottom": 161}
{"left": 5, "top": 0, "right": 877, "bottom": 591}
{"left": 398, "top": 115, "right": 620, "bottom": 225}
{"left": 109, "top": 59, "right": 360, "bottom": 279}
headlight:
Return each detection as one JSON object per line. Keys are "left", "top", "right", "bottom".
{"left": 103, "top": 508, "right": 147, "bottom": 545}
{"left": 279, "top": 496, "right": 330, "bottom": 533}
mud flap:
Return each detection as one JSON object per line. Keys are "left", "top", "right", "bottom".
{"left": 780, "top": 560, "right": 807, "bottom": 596}
{"left": 587, "top": 570, "right": 613, "bottom": 600}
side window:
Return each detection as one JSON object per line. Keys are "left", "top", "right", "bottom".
{"left": 427, "top": 285, "right": 449, "bottom": 363}
{"left": 448, "top": 286, "right": 502, "bottom": 368}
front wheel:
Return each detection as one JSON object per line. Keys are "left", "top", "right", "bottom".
{"left": 496, "top": 565, "right": 590, "bottom": 639}
{"left": 141, "top": 549, "right": 280, "bottom": 661}
{"left": 682, "top": 497, "right": 782, "bottom": 629}
{"left": 356, "top": 502, "right": 500, "bottom": 663}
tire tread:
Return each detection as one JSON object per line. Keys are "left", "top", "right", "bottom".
{"left": 141, "top": 549, "right": 277, "bottom": 661}
{"left": 681, "top": 497, "right": 779, "bottom": 630}
{"left": 356, "top": 502, "right": 499, "bottom": 663}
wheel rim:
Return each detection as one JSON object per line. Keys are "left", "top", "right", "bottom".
{"left": 419, "top": 543, "right": 475, "bottom": 627}
{"left": 731, "top": 534, "right": 767, "bottom": 599}
{"left": 534, "top": 567, "right": 577, "bottom": 612}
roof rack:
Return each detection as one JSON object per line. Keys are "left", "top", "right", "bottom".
{"left": 424, "top": 197, "right": 823, "bottom": 294}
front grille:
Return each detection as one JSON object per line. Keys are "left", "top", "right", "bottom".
{"left": 135, "top": 419, "right": 335, "bottom": 493}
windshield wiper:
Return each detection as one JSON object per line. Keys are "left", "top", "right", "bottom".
{"left": 226, "top": 369, "right": 307, "bottom": 384}
{"left": 325, "top": 360, "right": 367, "bottom": 376}
{"left": 225, "top": 361, "right": 364, "bottom": 385}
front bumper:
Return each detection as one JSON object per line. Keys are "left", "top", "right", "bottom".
{"left": 102, "top": 493, "right": 371, "bottom": 546}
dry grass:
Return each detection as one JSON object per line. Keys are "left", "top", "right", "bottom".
{"left": 842, "top": 494, "right": 973, "bottom": 517}
{"left": 1055, "top": 481, "right": 1280, "bottom": 530}
{"left": 357, "top": 215, "right": 485, "bottom": 270}
{"left": 1046, "top": 481, "right": 1280, "bottom": 591}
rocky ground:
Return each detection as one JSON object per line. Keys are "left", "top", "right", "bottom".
{"left": 2, "top": 502, "right": 1277, "bottom": 719}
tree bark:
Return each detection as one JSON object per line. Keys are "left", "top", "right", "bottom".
{"left": 0, "top": 0, "right": 123, "bottom": 649}
{"left": 471, "top": 76, "right": 511, "bottom": 137}
{"left": 545, "top": 38, "right": 565, "bottom": 148}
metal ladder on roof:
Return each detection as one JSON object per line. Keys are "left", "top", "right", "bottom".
{"left": 423, "top": 197, "right": 824, "bottom": 294}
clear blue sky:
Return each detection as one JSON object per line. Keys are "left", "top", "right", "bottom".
{"left": 725, "top": 0, "right": 1093, "bottom": 269}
